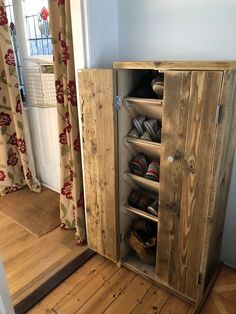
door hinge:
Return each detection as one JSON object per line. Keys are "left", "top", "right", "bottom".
{"left": 196, "top": 272, "right": 202, "bottom": 286}
{"left": 114, "top": 96, "right": 121, "bottom": 110}
{"left": 215, "top": 104, "right": 221, "bottom": 125}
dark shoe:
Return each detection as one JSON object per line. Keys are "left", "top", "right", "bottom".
{"left": 136, "top": 194, "right": 153, "bottom": 211}
{"left": 129, "top": 154, "right": 148, "bottom": 176}
{"left": 133, "top": 116, "right": 146, "bottom": 135}
{"left": 140, "top": 130, "right": 152, "bottom": 141}
{"left": 128, "top": 128, "right": 140, "bottom": 139}
{"left": 143, "top": 119, "right": 159, "bottom": 141}
{"left": 126, "top": 230, "right": 156, "bottom": 265}
{"left": 151, "top": 75, "right": 164, "bottom": 99}
{"left": 128, "top": 190, "right": 142, "bottom": 208}
{"left": 144, "top": 160, "right": 160, "bottom": 182}
{"left": 147, "top": 200, "right": 159, "bottom": 216}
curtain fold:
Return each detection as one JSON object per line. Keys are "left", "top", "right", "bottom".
{"left": 48, "top": 0, "right": 86, "bottom": 244}
{"left": 0, "top": 1, "right": 41, "bottom": 196}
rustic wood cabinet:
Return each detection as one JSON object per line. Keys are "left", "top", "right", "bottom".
{"left": 78, "top": 61, "right": 236, "bottom": 308}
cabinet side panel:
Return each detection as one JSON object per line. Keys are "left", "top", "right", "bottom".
{"left": 157, "top": 71, "right": 223, "bottom": 301}
{"left": 78, "top": 69, "right": 118, "bottom": 262}
{"left": 199, "top": 70, "right": 236, "bottom": 299}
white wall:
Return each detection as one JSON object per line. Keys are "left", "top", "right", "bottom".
{"left": 118, "top": 0, "right": 236, "bottom": 61}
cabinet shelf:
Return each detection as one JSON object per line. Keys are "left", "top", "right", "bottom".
{"left": 125, "top": 97, "right": 163, "bottom": 106}
{"left": 124, "top": 172, "right": 159, "bottom": 194}
{"left": 121, "top": 251, "right": 156, "bottom": 280}
{"left": 124, "top": 204, "right": 158, "bottom": 222}
{"left": 124, "top": 97, "right": 163, "bottom": 121}
{"left": 125, "top": 137, "right": 161, "bottom": 159}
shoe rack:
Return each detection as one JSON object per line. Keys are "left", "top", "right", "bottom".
{"left": 117, "top": 69, "right": 163, "bottom": 279}
{"left": 78, "top": 61, "right": 236, "bottom": 309}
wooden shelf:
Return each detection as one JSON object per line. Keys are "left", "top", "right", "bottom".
{"left": 124, "top": 204, "right": 158, "bottom": 222}
{"left": 125, "top": 137, "right": 161, "bottom": 159}
{"left": 125, "top": 96, "right": 163, "bottom": 106}
{"left": 121, "top": 251, "right": 156, "bottom": 280}
{"left": 124, "top": 97, "right": 163, "bottom": 121}
{"left": 124, "top": 172, "right": 159, "bottom": 194}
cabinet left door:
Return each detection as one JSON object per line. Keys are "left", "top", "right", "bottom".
{"left": 78, "top": 69, "right": 118, "bottom": 262}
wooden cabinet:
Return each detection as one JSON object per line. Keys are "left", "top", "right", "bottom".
{"left": 78, "top": 61, "right": 236, "bottom": 308}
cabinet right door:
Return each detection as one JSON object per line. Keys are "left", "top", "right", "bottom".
{"left": 157, "top": 71, "right": 223, "bottom": 301}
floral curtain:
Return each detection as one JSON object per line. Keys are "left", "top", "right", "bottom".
{"left": 48, "top": 0, "right": 86, "bottom": 244}
{"left": 0, "top": 1, "right": 41, "bottom": 196}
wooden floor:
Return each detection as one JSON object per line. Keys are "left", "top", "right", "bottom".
{"left": 0, "top": 212, "right": 87, "bottom": 306}
{"left": 27, "top": 254, "right": 236, "bottom": 314}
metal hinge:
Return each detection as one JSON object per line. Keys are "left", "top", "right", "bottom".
{"left": 196, "top": 272, "right": 202, "bottom": 286}
{"left": 114, "top": 96, "right": 121, "bottom": 110}
{"left": 215, "top": 104, "right": 221, "bottom": 125}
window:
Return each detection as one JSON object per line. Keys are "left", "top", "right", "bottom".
{"left": 22, "top": 0, "right": 52, "bottom": 56}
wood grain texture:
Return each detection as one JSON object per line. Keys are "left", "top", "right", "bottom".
{"left": 0, "top": 213, "right": 88, "bottom": 307}
{"left": 113, "top": 61, "right": 236, "bottom": 70}
{"left": 28, "top": 255, "right": 236, "bottom": 314}
{"left": 199, "top": 70, "right": 236, "bottom": 302}
{"left": 157, "top": 71, "right": 223, "bottom": 301}
{"left": 78, "top": 69, "right": 118, "bottom": 262}
{"left": 0, "top": 187, "right": 60, "bottom": 237}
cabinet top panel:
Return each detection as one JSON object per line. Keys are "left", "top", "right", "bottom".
{"left": 113, "top": 61, "right": 236, "bottom": 71}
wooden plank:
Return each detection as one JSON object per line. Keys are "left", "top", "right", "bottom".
{"left": 52, "top": 257, "right": 119, "bottom": 313}
{"left": 113, "top": 61, "right": 236, "bottom": 71}
{"left": 125, "top": 205, "right": 158, "bottom": 222}
{"left": 157, "top": 71, "right": 223, "bottom": 301}
{"left": 157, "top": 71, "right": 191, "bottom": 285}
{"left": 159, "top": 295, "right": 191, "bottom": 313}
{"left": 125, "top": 172, "right": 159, "bottom": 193}
{"left": 198, "top": 70, "right": 236, "bottom": 301}
{"left": 125, "top": 137, "right": 161, "bottom": 160}
{"left": 75, "top": 268, "right": 135, "bottom": 314}
{"left": 104, "top": 275, "right": 152, "bottom": 313}
{"left": 78, "top": 69, "right": 118, "bottom": 262}
{"left": 27, "top": 254, "right": 105, "bottom": 314}
{"left": 132, "top": 285, "right": 170, "bottom": 314}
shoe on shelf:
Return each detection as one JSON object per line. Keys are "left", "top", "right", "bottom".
{"left": 129, "top": 154, "right": 148, "bottom": 176}
{"left": 147, "top": 200, "right": 159, "bottom": 216}
{"left": 136, "top": 194, "right": 153, "bottom": 212}
{"left": 143, "top": 119, "right": 159, "bottom": 141}
{"left": 140, "top": 130, "right": 152, "bottom": 141}
{"left": 127, "top": 189, "right": 142, "bottom": 208}
{"left": 151, "top": 75, "right": 164, "bottom": 99}
{"left": 131, "top": 219, "right": 157, "bottom": 238}
{"left": 128, "top": 127, "right": 140, "bottom": 139}
{"left": 133, "top": 116, "right": 146, "bottom": 135}
{"left": 144, "top": 160, "right": 160, "bottom": 182}
{"left": 155, "top": 127, "right": 162, "bottom": 143}
{"left": 126, "top": 230, "right": 156, "bottom": 265}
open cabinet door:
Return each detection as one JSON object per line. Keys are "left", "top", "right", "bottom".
{"left": 78, "top": 69, "right": 118, "bottom": 262}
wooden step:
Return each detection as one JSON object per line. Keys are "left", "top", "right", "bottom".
{"left": 124, "top": 204, "right": 158, "bottom": 222}
{"left": 124, "top": 172, "right": 159, "bottom": 194}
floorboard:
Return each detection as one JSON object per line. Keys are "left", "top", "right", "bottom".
{"left": 27, "top": 255, "right": 236, "bottom": 314}
{"left": 0, "top": 212, "right": 88, "bottom": 307}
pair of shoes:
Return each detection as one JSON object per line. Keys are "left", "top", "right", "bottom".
{"left": 128, "top": 116, "right": 161, "bottom": 143}
{"left": 129, "top": 154, "right": 160, "bottom": 182}
{"left": 128, "top": 189, "right": 158, "bottom": 216}
{"left": 126, "top": 219, "right": 157, "bottom": 265}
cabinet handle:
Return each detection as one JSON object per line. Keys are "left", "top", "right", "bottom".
{"left": 168, "top": 155, "right": 176, "bottom": 162}
{"left": 168, "top": 152, "right": 181, "bottom": 162}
